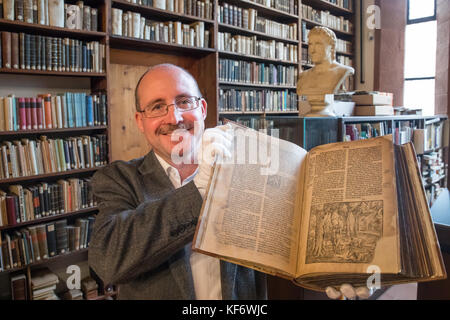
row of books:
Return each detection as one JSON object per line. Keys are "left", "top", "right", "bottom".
{"left": 218, "top": 4, "right": 297, "bottom": 41}
{"left": 302, "top": 22, "right": 352, "bottom": 53}
{"left": 0, "top": 134, "right": 107, "bottom": 179}
{"left": 344, "top": 122, "right": 391, "bottom": 141}
{"left": 413, "top": 120, "right": 447, "bottom": 154}
{"left": 422, "top": 151, "right": 446, "bottom": 186}
{"left": 219, "top": 88, "right": 298, "bottom": 113}
{"left": 321, "top": 0, "right": 353, "bottom": 11}
{"left": 0, "top": 92, "right": 107, "bottom": 132}
{"left": 231, "top": 117, "right": 275, "bottom": 132}
{"left": 218, "top": 32, "right": 298, "bottom": 63}
{"left": 0, "top": 178, "right": 95, "bottom": 226}
{"left": 301, "top": 46, "right": 352, "bottom": 67}
{"left": 0, "top": 0, "right": 99, "bottom": 32}
{"left": 112, "top": 9, "right": 210, "bottom": 48}
{"left": 0, "top": 32, "right": 106, "bottom": 73}
{"left": 219, "top": 58, "right": 297, "bottom": 86}
{"left": 0, "top": 216, "right": 95, "bottom": 271}
{"left": 301, "top": 4, "right": 353, "bottom": 34}
{"left": 121, "top": 0, "right": 213, "bottom": 20}
{"left": 248, "top": 0, "right": 297, "bottom": 15}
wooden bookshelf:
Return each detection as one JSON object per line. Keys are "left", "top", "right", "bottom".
{"left": 219, "top": 81, "right": 296, "bottom": 89}
{"left": 0, "top": 0, "right": 109, "bottom": 301}
{"left": 0, "top": 207, "right": 98, "bottom": 232}
{"left": 0, "top": 68, "right": 106, "bottom": 77}
{"left": 111, "top": 0, "right": 215, "bottom": 24}
{"left": 109, "top": 35, "right": 216, "bottom": 55}
{"left": 0, "top": 19, "right": 107, "bottom": 39}
{"left": 0, "top": 167, "right": 104, "bottom": 184}
{"left": 218, "top": 22, "right": 299, "bottom": 44}
{"left": 220, "top": 0, "right": 299, "bottom": 21}
{"left": 301, "top": 0, "right": 353, "bottom": 15}
{"left": 1, "top": 248, "right": 88, "bottom": 274}
{"left": 302, "top": 17, "right": 353, "bottom": 38}
{"left": 0, "top": 126, "right": 108, "bottom": 136}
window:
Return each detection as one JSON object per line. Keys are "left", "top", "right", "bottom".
{"left": 404, "top": 0, "right": 437, "bottom": 115}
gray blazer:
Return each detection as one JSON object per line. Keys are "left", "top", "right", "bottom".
{"left": 88, "top": 150, "right": 267, "bottom": 299}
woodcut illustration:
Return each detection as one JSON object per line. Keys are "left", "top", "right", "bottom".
{"left": 306, "top": 201, "right": 383, "bottom": 264}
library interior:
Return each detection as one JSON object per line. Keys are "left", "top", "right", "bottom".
{"left": 0, "top": 0, "right": 448, "bottom": 301}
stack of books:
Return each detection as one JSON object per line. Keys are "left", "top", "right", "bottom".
{"left": 31, "top": 268, "right": 59, "bottom": 300}
{"left": 352, "top": 91, "right": 394, "bottom": 116}
{"left": 64, "top": 289, "right": 83, "bottom": 300}
{"left": 82, "top": 277, "right": 98, "bottom": 299}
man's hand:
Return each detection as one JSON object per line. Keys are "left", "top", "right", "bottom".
{"left": 326, "top": 284, "right": 373, "bottom": 300}
{"left": 193, "top": 124, "right": 233, "bottom": 198}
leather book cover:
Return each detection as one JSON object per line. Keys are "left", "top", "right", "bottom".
{"left": 2, "top": 31, "right": 11, "bottom": 69}
{"left": 11, "top": 33, "right": 19, "bottom": 69}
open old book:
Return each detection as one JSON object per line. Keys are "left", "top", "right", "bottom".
{"left": 192, "top": 125, "right": 446, "bottom": 291}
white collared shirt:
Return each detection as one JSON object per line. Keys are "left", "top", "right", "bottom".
{"left": 154, "top": 153, "right": 222, "bottom": 300}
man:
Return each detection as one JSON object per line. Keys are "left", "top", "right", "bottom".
{"left": 88, "top": 63, "right": 370, "bottom": 300}
{"left": 88, "top": 64, "right": 267, "bottom": 299}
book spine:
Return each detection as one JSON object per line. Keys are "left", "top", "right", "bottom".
{"left": 2, "top": 32, "right": 12, "bottom": 69}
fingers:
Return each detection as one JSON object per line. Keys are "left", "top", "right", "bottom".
{"left": 340, "top": 284, "right": 356, "bottom": 300}
{"left": 355, "top": 287, "right": 372, "bottom": 299}
{"left": 325, "top": 286, "right": 342, "bottom": 300}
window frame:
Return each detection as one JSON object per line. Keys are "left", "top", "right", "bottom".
{"left": 407, "top": 0, "right": 436, "bottom": 25}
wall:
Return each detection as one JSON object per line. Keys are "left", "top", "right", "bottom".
{"left": 355, "top": 0, "right": 376, "bottom": 92}
{"left": 435, "top": 0, "right": 450, "bottom": 116}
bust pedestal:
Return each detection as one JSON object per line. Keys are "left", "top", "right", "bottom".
{"left": 304, "top": 94, "right": 336, "bottom": 117}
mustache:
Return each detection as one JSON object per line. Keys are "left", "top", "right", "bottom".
{"left": 157, "top": 123, "right": 193, "bottom": 135}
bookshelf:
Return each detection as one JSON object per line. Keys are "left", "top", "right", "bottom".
{"left": 0, "top": 0, "right": 112, "bottom": 300}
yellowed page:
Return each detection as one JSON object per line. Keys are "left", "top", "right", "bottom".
{"left": 297, "top": 136, "right": 400, "bottom": 277}
{"left": 194, "top": 128, "right": 307, "bottom": 276}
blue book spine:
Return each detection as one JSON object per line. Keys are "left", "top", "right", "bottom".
{"left": 71, "top": 93, "right": 76, "bottom": 128}
{"left": 66, "top": 93, "right": 73, "bottom": 128}
{"left": 86, "top": 95, "right": 93, "bottom": 126}
{"left": 81, "top": 93, "right": 87, "bottom": 127}
{"left": 12, "top": 97, "right": 18, "bottom": 131}
{"left": 75, "top": 93, "right": 81, "bottom": 127}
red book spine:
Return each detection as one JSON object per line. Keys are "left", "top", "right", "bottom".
{"left": 36, "top": 97, "right": 43, "bottom": 129}
{"left": 44, "top": 94, "right": 52, "bottom": 129}
{"left": 31, "top": 97, "right": 38, "bottom": 130}
{"left": 25, "top": 98, "right": 32, "bottom": 130}
{"left": 5, "top": 195, "right": 17, "bottom": 226}
{"left": 18, "top": 98, "right": 26, "bottom": 130}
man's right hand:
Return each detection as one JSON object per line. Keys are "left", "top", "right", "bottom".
{"left": 193, "top": 124, "right": 233, "bottom": 199}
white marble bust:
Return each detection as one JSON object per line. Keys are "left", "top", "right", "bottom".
{"left": 297, "top": 26, "right": 355, "bottom": 97}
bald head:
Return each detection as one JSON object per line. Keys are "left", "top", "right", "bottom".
{"left": 135, "top": 64, "right": 202, "bottom": 112}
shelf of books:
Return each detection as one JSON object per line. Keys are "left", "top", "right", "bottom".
{"left": 0, "top": 0, "right": 113, "bottom": 300}
{"left": 299, "top": 0, "right": 354, "bottom": 90}
{"left": 217, "top": 0, "right": 300, "bottom": 120}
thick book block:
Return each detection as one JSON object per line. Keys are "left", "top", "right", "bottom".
{"left": 90, "top": 7, "right": 97, "bottom": 31}
{"left": 353, "top": 105, "right": 394, "bottom": 116}
{"left": 352, "top": 93, "right": 393, "bottom": 106}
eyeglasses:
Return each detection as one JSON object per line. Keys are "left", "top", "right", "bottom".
{"left": 139, "top": 96, "right": 202, "bottom": 118}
